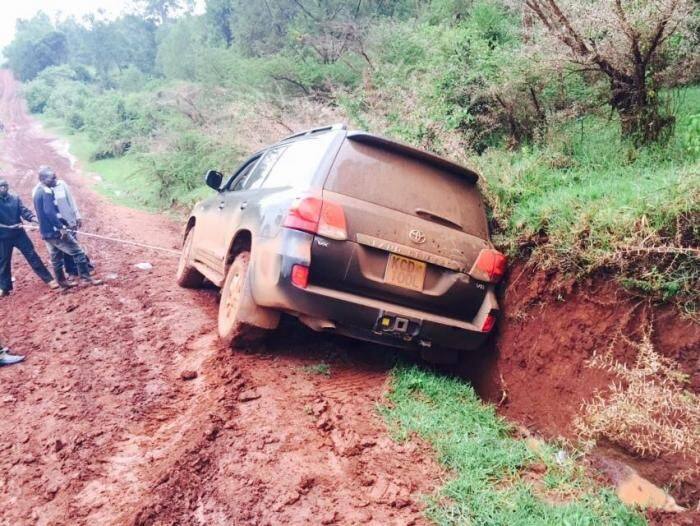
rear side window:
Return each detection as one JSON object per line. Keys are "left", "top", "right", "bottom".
{"left": 245, "top": 147, "right": 285, "bottom": 190}
{"left": 325, "top": 140, "right": 488, "bottom": 239}
{"left": 261, "top": 133, "right": 334, "bottom": 189}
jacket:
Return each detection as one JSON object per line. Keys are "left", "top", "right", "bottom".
{"left": 0, "top": 193, "right": 35, "bottom": 240}
{"left": 32, "top": 180, "right": 81, "bottom": 228}
{"left": 33, "top": 185, "right": 66, "bottom": 240}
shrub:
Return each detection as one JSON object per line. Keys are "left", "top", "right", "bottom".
{"left": 141, "top": 130, "right": 237, "bottom": 205}
{"left": 576, "top": 331, "right": 700, "bottom": 468}
{"left": 23, "top": 79, "right": 52, "bottom": 113}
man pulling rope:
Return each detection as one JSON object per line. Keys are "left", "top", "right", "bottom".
{"left": 0, "top": 177, "right": 60, "bottom": 296}
{"left": 34, "top": 167, "right": 102, "bottom": 288}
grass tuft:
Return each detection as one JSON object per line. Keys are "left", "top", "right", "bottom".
{"left": 302, "top": 362, "right": 332, "bottom": 377}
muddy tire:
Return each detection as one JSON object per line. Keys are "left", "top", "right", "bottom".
{"left": 218, "top": 251, "right": 266, "bottom": 348}
{"left": 176, "top": 229, "right": 204, "bottom": 288}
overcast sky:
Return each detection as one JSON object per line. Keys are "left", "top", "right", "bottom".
{"left": 0, "top": 1, "right": 204, "bottom": 52}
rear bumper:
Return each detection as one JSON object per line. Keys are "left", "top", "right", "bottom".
{"left": 250, "top": 229, "right": 498, "bottom": 352}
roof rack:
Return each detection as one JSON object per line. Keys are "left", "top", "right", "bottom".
{"left": 279, "top": 123, "right": 347, "bottom": 143}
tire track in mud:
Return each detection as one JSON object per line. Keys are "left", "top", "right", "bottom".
{"left": 0, "top": 69, "right": 442, "bottom": 526}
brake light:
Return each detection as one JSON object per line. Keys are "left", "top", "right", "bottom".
{"left": 291, "top": 264, "right": 309, "bottom": 288}
{"left": 283, "top": 196, "right": 347, "bottom": 240}
{"left": 481, "top": 312, "right": 497, "bottom": 333}
{"left": 469, "top": 249, "right": 507, "bottom": 283}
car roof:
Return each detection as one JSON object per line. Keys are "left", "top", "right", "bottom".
{"left": 262, "top": 124, "right": 480, "bottom": 183}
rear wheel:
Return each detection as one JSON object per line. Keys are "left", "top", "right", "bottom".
{"left": 176, "top": 228, "right": 204, "bottom": 288}
{"left": 218, "top": 251, "right": 265, "bottom": 347}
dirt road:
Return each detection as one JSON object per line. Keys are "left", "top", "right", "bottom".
{"left": 0, "top": 70, "right": 441, "bottom": 525}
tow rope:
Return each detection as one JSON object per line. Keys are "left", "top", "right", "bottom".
{"left": 0, "top": 223, "right": 182, "bottom": 257}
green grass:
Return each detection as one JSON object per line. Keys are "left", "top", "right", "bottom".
{"left": 381, "top": 366, "right": 646, "bottom": 525}
{"left": 478, "top": 86, "right": 700, "bottom": 307}
{"left": 302, "top": 362, "right": 332, "bottom": 377}
{"left": 38, "top": 116, "right": 163, "bottom": 211}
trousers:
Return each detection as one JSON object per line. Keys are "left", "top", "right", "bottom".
{"left": 0, "top": 231, "right": 53, "bottom": 291}
{"left": 44, "top": 232, "right": 91, "bottom": 281}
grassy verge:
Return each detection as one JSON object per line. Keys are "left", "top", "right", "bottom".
{"left": 381, "top": 366, "right": 645, "bottom": 525}
{"left": 477, "top": 86, "right": 700, "bottom": 310}
{"left": 38, "top": 116, "right": 163, "bottom": 211}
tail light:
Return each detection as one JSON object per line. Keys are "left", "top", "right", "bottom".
{"left": 283, "top": 196, "right": 347, "bottom": 240}
{"left": 291, "top": 264, "right": 310, "bottom": 289}
{"left": 469, "top": 249, "right": 507, "bottom": 283}
{"left": 481, "top": 312, "right": 497, "bottom": 333}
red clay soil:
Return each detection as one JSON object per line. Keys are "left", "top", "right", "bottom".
{"left": 470, "top": 262, "right": 700, "bottom": 515}
{"left": 0, "top": 69, "right": 442, "bottom": 525}
{"left": 3, "top": 64, "right": 698, "bottom": 525}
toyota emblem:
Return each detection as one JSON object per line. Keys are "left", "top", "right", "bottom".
{"left": 409, "top": 229, "right": 426, "bottom": 244}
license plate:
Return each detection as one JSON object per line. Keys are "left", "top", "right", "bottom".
{"left": 384, "top": 254, "right": 426, "bottom": 291}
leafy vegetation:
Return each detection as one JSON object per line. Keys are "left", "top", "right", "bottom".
{"left": 3, "top": 0, "right": 699, "bottom": 308}
{"left": 302, "top": 362, "right": 332, "bottom": 377}
{"left": 382, "top": 365, "right": 645, "bottom": 525}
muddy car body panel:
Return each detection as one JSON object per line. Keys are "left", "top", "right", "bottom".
{"left": 182, "top": 124, "right": 504, "bottom": 354}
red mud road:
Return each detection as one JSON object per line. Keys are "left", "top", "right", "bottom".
{"left": 0, "top": 70, "right": 442, "bottom": 525}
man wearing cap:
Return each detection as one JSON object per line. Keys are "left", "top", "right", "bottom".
{"left": 34, "top": 168, "right": 102, "bottom": 287}
{"left": 32, "top": 166, "right": 93, "bottom": 276}
{"left": 0, "top": 178, "right": 59, "bottom": 296}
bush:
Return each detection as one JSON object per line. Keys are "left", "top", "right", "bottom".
{"left": 141, "top": 130, "right": 237, "bottom": 205}
{"left": 67, "top": 112, "right": 84, "bottom": 131}
{"left": 23, "top": 79, "right": 52, "bottom": 113}
{"left": 576, "top": 331, "right": 700, "bottom": 465}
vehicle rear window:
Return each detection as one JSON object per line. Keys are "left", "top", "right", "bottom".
{"left": 324, "top": 139, "right": 489, "bottom": 239}
{"left": 261, "top": 133, "right": 334, "bottom": 189}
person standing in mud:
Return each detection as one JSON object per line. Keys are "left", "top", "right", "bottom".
{"left": 33, "top": 169, "right": 102, "bottom": 287}
{"left": 32, "top": 166, "right": 93, "bottom": 277}
{"left": 0, "top": 178, "right": 59, "bottom": 297}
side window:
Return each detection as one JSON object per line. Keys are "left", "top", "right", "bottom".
{"left": 227, "top": 159, "right": 258, "bottom": 192}
{"left": 229, "top": 148, "right": 284, "bottom": 192}
{"left": 261, "top": 134, "right": 333, "bottom": 190}
{"left": 244, "top": 147, "right": 286, "bottom": 190}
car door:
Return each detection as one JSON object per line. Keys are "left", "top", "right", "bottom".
{"left": 194, "top": 158, "right": 259, "bottom": 273}
{"left": 212, "top": 147, "right": 287, "bottom": 267}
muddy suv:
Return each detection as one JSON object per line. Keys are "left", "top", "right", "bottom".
{"left": 177, "top": 124, "right": 505, "bottom": 360}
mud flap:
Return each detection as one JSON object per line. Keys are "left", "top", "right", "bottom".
{"left": 238, "top": 267, "right": 280, "bottom": 330}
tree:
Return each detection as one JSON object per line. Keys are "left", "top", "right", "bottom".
{"left": 204, "top": 0, "right": 234, "bottom": 46}
{"left": 4, "top": 13, "right": 68, "bottom": 81}
{"left": 525, "top": 0, "right": 697, "bottom": 143}
{"left": 136, "top": 0, "right": 195, "bottom": 24}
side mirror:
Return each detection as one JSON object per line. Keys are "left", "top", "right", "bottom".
{"left": 204, "top": 170, "right": 223, "bottom": 191}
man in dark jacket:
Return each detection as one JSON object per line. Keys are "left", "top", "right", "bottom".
{"left": 0, "top": 178, "right": 58, "bottom": 296}
{"left": 33, "top": 171, "right": 102, "bottom": 286}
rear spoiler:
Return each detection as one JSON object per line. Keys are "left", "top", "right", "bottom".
{"left": 346, "top": 131, "right": 479, "bottom": 183}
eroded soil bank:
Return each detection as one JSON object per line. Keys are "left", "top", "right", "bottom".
{"left": 469, "top": 262, "right": 699, "bottom": 522}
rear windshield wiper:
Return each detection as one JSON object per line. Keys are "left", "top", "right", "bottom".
{"left": 415, "top": 208, "right": 463, "bottom": 231}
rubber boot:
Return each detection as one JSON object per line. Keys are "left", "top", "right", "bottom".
{"left": 0, "top": 347, "right": 25, "bottom": 366}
